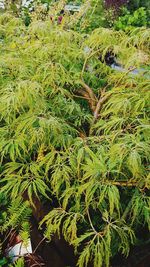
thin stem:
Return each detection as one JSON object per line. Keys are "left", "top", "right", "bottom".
{"left": 81, "top": 49, "right": 101, "bottom": 78}
{"left": 33, "top": 237, "right": 46, "bottom": 254}
{"left": 115, "top": 66, "right": 137, "bottom": 87}
{"left": 2, "top": 228, "right": 13, "bottom": 245}
{"left": 87, "top": 208, "right": 97, "bottom": 234}
{"left": 104, "top": 180, "right": 143, "bottom": 188}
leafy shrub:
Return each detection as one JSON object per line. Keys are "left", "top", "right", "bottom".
{"left": 104, "top": 0, "right": 128, "bottom": 27}
{"left": 79, "top": 0, "right": 106, "bottom": 32}
{"left": 0, "top": 11, "right": 150, "bottom": 267}
{"left": 127, "top": 0, "right": 150, "bottom": 11}
{"left": 114, "top": 7, "right": 149, "bottom": 30}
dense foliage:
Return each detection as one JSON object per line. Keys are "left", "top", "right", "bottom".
{"left": 1, "top": 1, "right": 149, "bottom": 30}
{"left": 114, "top": 7, "right": 149, "bottom": 30}
{"left": 0, "top": 3, "right": 150, "bottom": 267}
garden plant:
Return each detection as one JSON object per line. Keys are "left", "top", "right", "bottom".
{"left": 0, "top": 1, "right": 150, "bottom": 267}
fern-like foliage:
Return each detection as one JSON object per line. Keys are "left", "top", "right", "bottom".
{"left": 0, "top": 194, "right": 31, "bottom": 260}
{"left": 0, "top": 7, "right": 150, "bottom": 267}
{"left": 9, "top": 258, "right": 24, "bottom": 267}
{"left": 0, "top": 196, "right": 31, "bottom": 235}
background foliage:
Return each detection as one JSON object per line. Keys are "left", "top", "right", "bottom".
{"left": 0, "top": 1, "right": 150, "bottom": 30}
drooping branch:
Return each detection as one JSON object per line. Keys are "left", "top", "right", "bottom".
{"left": 23, "top": 191, "right": 48, "bottom": 221}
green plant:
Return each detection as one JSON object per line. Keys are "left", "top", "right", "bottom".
{"left": 0, "top": 192, "right": 31, "bottom": 264}
{"left": 0, "top": 257, "right": 8, "bottom": 266}
{"left": 127, "top": 0, "right": 150, "bottom": 11}
{"left": 78, "top": 0, "right": 106, "bottom": 32}
{"left": 0, "top": 1, "right": 106, "bottom": 30}
{"left": 9, "top": 258, "right": 24, "bottom": 267}
{"left": 114, "top": 7, "right": 149, "bottom": 31}
{"left": 0, "top": 11, "right": 150, "bottom": 267}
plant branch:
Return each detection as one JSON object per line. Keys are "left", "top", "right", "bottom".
{"left": 87, "top": 208, "right": 98, "bottom": 234}
{"left": 33, "top": 237, "right": 46, "bottom": 254}
{"left": 77, "top": 81, "right": 97, "bottom": 112}
{"left": 93, "top": 91, "right": 112, "bottom": 121}
{"left": 115, "top": 66, "right": 137, "bottom": 87}
{"left": 81, "top": 48, "right": 101, "bottom": 77}
{"left": 105, "top": 180, "right": 145, "bottom": 188}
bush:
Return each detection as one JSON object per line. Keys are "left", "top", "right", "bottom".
{"left": 127, "top": 0, "right": 150, "bottom": 11}
{"left": 114, "top": 7, "right": 149, "bottom": 31}
{"left": 0, "top": 10, "right": 150, "bottom": 267}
